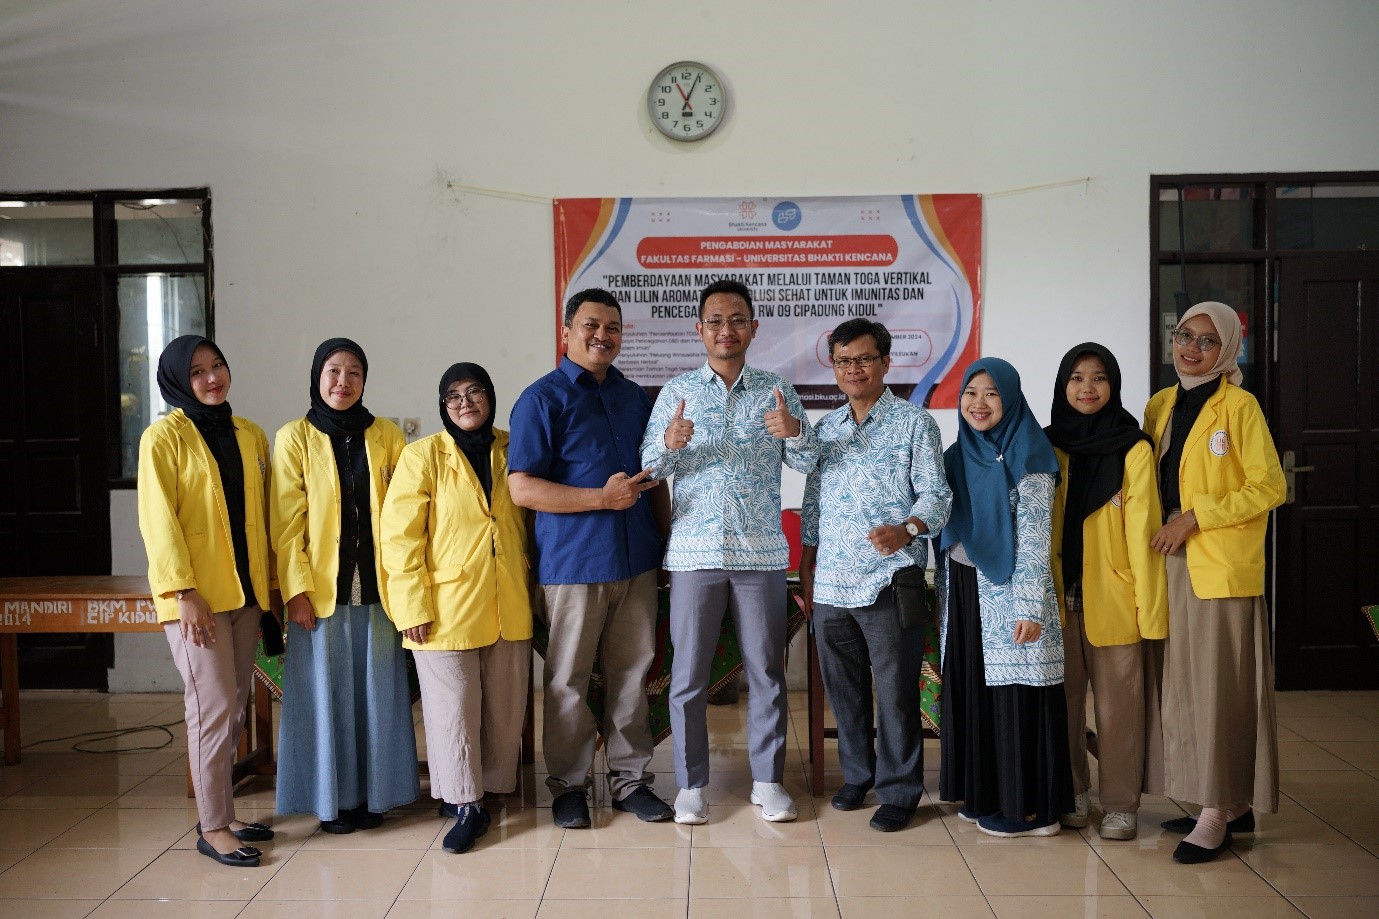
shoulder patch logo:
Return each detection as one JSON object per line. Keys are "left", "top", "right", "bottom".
{"left": 1210, "top": 430, "right": 1230, "bottom": 457}
{"left": 1111, "top": 490, "right": 1123, "bottom": 508}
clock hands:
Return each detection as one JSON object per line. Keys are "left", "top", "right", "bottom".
{"left": 677, "top": 74, "right": 701, "bottom": 116}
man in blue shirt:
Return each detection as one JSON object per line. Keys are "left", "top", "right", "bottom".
{"left": 799, "top": 318, "right": 952, "bottom": 832}
{"left": 509, "top": 288, "right": 674, "bottom": 828}
{"left": 641, "top": 279, "right": 819, "bottom": 825}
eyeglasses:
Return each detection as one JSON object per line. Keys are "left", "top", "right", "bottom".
{"left": 1171, "top": 329, "right": 1222, "bottom": 352}
{"left": 700, "top": 317, "right": 752, "bottom": 330}
{"left": 831, "top": 354, "right": 882, "bottom": 370}
{"left": 443, "top": 385, "right": 487, "bottom": 407}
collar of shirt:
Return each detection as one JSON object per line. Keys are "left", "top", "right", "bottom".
{"left": 559, "top": 355, "right": 627, "bottom": 388}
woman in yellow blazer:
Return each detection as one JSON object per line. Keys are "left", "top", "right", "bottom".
{"left": 1045, "top": 343, "right": 1167, "bottom": 842}
{"left": 1146, "top": 302, "right": 1285, "bottom": 864}
{"left": 381, "top": 362, "right": 532, "bottom": 855}
{"left": 271, "top": 338, "right": 420, "bottom": 834}
{"left": 137, "top": 335, "right": 274, "bottom": 868}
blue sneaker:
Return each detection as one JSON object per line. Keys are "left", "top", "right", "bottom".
{"left": 441, "top": 803, "right": 491, "bottom": 854}
{"left": 977, "top": 813, "right": 1060, "bottom": 838}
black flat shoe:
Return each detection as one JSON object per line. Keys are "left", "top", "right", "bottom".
{"left": 1161, "top": 811, "right": 1255, "bottom": 835}
{"left": 350, "top": 806, "right": 383, "bottom": 830}
{"left": 320, "top": 815, "right": 356, "bottom": 834}
{"left": 196, "top": 835, "right": 261, "bottom": 867}
{"left": 1173, "top": 830, "right": 1233, "bottom": 864}
{"left": 831, "top": 783, "right": 872, "bottom": 812}
{"left": 869, "top": 803, "right": 917, "bottom": 832}
{"left": 195, "top": 822, "right": 275, "bottom": 843}
{"left": 231, "top": 822, "right": 274, "bottom": 842}
{"left": 438, "top": 802, "right": 459, "bottom": 819}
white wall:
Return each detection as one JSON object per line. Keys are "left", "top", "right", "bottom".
{"left": 5, "top": 0, "right": 1378, "bottom": 686}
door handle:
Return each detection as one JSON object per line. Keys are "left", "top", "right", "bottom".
{"left": 1281, "top": 450, "right": 1316, "bottom": 505}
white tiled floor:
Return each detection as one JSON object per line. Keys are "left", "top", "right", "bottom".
{"left": 2, "top": 688, "right": 1379, "bottom": 917}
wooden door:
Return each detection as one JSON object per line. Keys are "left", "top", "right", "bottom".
{"left": 0, "top": 269, "right": 112, "bottom": 688}
{"left": 1274, "top": 253, "right": 1379, "bottom": 689}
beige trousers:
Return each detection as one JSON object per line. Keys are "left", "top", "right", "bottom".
{"left": 1161, "top": 546, "right": 1279, "bottom": 812}
{"left": 165, "top": 605, "right": 261, "bottom": 830}
{"left": 1063, "top": 586, "right": 1155, "bottom": 813}
{"left": 540, "top": 570, "right": 658, "bottom": 800}
{"left": 413, "top": 638, "right": 530, "bottom": 805}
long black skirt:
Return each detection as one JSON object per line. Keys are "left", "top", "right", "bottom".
{"left": 938, "top": 559, "right": 1074, "bottom": 824}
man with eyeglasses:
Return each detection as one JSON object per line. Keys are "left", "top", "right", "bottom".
{"left": 798, "top": 318, "right": 951, "bottom": 832}
{"left": 640, "top": 278, "right": 819, "bottom": 825}
{"left": 508, "top": 287, "right": 675, "bottom": 829}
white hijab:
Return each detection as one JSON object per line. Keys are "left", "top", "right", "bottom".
{"left": 1176, "top": 301, "right": 1244, "bottom": 390}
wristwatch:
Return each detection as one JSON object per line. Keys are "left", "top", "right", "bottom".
{"left": 903, "top": 521, "right": 920, "bottom": 541}
{"left": 175, "top": 589, "right": 188, "bottom": 600}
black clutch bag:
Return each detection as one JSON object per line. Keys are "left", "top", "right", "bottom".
{"left": 891, "top": 565, "right": 932, "bottom": 630}
{"left": 259, "top": 609, "right": 285, "bottom": 656}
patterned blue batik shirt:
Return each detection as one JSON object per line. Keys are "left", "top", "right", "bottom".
{"left": 641, "top": 364, "right": 819, "bottom": 571}
{"left": 801, "top": 388, "right": 952, "bottom": 608}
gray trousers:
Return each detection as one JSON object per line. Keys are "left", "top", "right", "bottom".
{"left": 815, "top": 587, "right": 926, "bottom": 809}
{"left": 541, "top": 570, "right": 658, "bottom": 800}
{"left": 669, "top": 568, "right": 788, "bottom": 788}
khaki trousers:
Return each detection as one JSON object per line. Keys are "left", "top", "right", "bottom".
{"left": 165, "top": 605, "right": 261, "bottom": 831}
{"left": 1161, "top": 547, "right": 1279, "bottom": 812}
{"left": 1062, "top": 586, "right": 1153, "bottom": 813}
{"left": 540, "top": 570, "right": 658, "bottom": 800}
{"left": 413, "top": 638, "right": 530, "bottom": 805}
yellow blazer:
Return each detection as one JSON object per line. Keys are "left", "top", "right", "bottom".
{"left": 270, "top": 416, "right": 405, "bottom": 619}
{"left": 1051, "top": 441, "right": 1168, "bottom": 645}
{"left": 1144, "top": 381, "right": 1285, "bottom": 598}
{"left": 380, "top": 429, "right": 533, "bottom": 651}
{"left": 137, "top": 410, "right": 273, "bottom": 623}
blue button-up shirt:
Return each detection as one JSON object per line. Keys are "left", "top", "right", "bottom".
{"left": 641, "top": 363, "right": 818, "bottom": 571}
{"left": 802, "top": 388, "right": 952, "bottom": 608}
{"left": 508, "top": 357, "right": 663, "bottom": 585}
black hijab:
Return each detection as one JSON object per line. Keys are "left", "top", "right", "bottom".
{"left": 156, "top": 334, "right": 233, "bottom": 428}
{"left": 1044, "top": 343, "right": 1152, "bottom": 584}
{"left": 439, "top": 362, "right": 497, "bottom": 501}
{"left": 305, "top": 337, "right": 376, "bottom": 437}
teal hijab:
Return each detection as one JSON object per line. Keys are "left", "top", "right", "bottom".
{"left": 940, "top": 357, "right": 1059, "bottom": 585}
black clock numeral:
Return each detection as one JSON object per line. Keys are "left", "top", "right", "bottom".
{"left": 660, "top": 84, "right": 672, "bottom": 93}
{"left": 657, "top": 98, "right": 666, "bottom": 106}
{"left": 709, "top": 97, "right": 718, "bottom": 105}
{"left": 661, "top": 112, "right": 669, "bottom": 120}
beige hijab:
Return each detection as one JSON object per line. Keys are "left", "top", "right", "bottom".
{"left": 1176, "top": 301, "right": 1244, "bottom": 390}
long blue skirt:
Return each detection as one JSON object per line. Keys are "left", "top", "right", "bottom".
{"left": 275, "top": 603, "right": 421, "bottom": 819}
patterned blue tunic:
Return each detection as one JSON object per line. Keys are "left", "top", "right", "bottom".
{"left": 936, "top": 473, "right": 1065, "bottom": 687}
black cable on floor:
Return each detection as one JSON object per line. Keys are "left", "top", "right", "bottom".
{"left": 21, "top": 719, "right": 185, "bottom": 754}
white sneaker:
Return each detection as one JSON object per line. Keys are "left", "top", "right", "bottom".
{"left": 1060, "top": 792, "right": 1090, "bottom": 828}
{"left": 750, "top": 781, "right": 798, "bottom": 823}
{"left": 674, "top": 787, "right": 708, "bottom": 825}
{"left": 1099, "top": 811, "right": 1137, "bottom": 840}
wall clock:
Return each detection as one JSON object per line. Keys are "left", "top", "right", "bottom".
{"left": 647, "top": 61, "right": 727, "bottom": 141}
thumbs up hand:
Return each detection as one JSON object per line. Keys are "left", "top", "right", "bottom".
{"left": 763, "top": 387, "right": 801, "bottom": 439}
{"left": 664, "top": 398, "right": 695, "bottom": 450}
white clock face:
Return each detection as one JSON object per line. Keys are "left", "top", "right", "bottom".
{"left": 648, "top": 62, "right": 726, "bottom": 141}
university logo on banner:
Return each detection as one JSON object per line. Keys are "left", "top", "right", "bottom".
{"left": 553, "top": 195, "right": 981, "bottom": 409}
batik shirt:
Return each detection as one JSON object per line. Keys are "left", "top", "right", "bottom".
{"left": 641, "top": 363, "right": 818, "bottom": 571}
{"left": 801, "top": 388, "right": 951, "bottom": 608}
